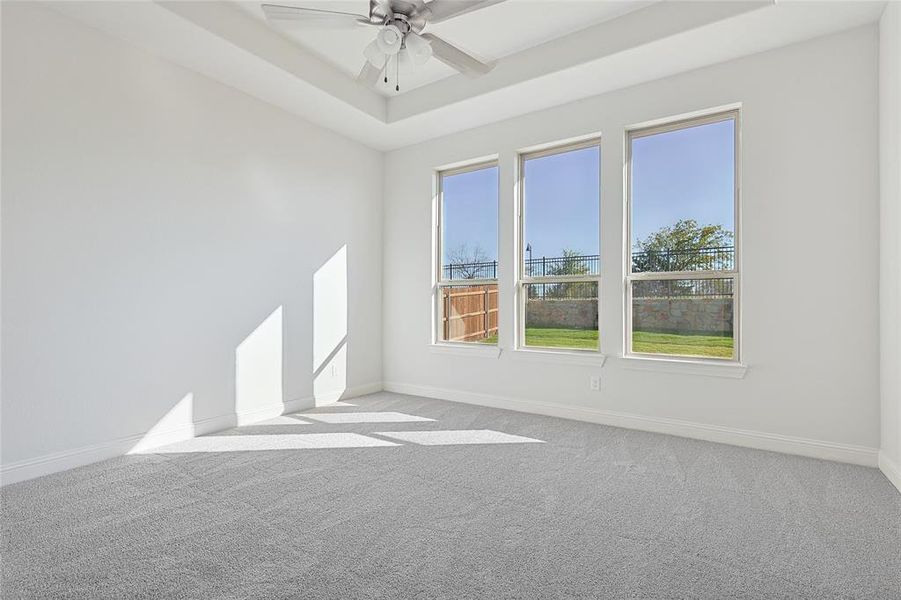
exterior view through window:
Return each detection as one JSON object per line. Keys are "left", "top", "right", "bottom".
{"left": 627, "top": 111, "right": 739, "bottom": 360}
{"left": 437, "top": 162, "right": 498, "bottom": 344}
{"left": 520, "top": 141, "right": 600, "bottom": 351}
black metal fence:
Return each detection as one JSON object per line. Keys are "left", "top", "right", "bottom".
{"left": 632, "top": 278, "right": 733, "bottom": 299}
{"left": 525, "top": 254, "right": 600, "bottom": 278}
{"left": 527, "top": 281, "right": 598, "bottom": 300}
{"left": 442, "top": 247, "right": 736, "bottom": 299}
{"left": 631, "top": 246, "right": 734, "bottom": 273}
{"left": 442, "top": 255, "right": 602, "bottom": 280}
{"left": 443, "top": 260, "right": 498, "bottom": 280}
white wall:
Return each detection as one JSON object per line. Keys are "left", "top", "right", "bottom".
{"left": 1, "top": 3, "right": 890, "bottom": 485}
{"left": 879, "top": 1, "right": 901, "bottom": 491}
{"left": 383, "top": 26, "right": 882, "bottom": 463}
{"left": 1, "top": 2, "right": 382, "bottom": 482}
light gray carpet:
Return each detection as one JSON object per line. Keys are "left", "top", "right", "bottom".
{"left": 2, "top": 392, "right": 900, "bottom": 599}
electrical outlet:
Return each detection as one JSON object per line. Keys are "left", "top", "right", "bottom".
{"left": 590, "top": 375, "right": 601, "bottom": 391}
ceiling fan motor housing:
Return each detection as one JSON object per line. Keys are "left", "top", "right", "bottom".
{"left": 370, "top": 0, "right": 430, "bottom": 33}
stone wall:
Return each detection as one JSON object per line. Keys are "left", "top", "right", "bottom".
{"left": 525, "top": 298, "right": 731, "bottom": 334}
{"left": 632, "top": 298, "right": 733, "bottom": 335}
{"left": 526, "top": 299, "right": 598, "bottom": 329}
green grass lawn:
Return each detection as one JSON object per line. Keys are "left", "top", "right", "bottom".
{"left": 479, "top": 328, "right": 733, "bottom": 358}
{"left": 479, "top": 327, "right": 598, "bottom": 350}
{"left": 524, "top": 327, "right": 599, "bottom": 350}
{"left": 632, "top": 330, "right": 733, "bottom": 358}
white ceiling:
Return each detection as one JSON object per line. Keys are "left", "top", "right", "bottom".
{"left": 233, "top": 0, "right": 655, "bottom": 96}
{"left": 50, "top": 1, "right": 887, "bottom": 150}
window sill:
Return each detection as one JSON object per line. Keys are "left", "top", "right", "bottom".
{"left": 510, "top": 349, "right": 606, "bottom": 367}
{"left": 616, "top": 355, "right": 747, "bottom": 379}
{"left": 429, "top": 343, "right": 501, "bottom": 358}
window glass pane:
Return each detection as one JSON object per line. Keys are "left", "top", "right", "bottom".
{"left": 523, "top": 146, "right": 599, "bottom": 276}
{"left": 440, "top": 284, "right": 498, "bottom": 344}
{"left": 524, "top": 281, "right": 598, "bottom": 351}
{"left": 441, "top": 165, "right": 498, "bottom": 281}
{"left": 631, "top": 119, "right": 735, "bottom": 273}
{"left": 631, "top": 278, "right": 734, "bottom": 359}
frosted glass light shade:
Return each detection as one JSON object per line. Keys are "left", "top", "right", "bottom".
{"left": 376, "top": 25, "right": 402, "bottom": 55}
{"left": 404, "top": 32, "right": 432, "bottom": 65}
{"left": 397, "top": 47, "right": 414, "bottom": 71}
{"left": 364, "top": 39, "right": 386, "bottom": 68}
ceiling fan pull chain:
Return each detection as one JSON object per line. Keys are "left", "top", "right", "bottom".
{"left": 396, "top": 53, "right": 400, "bottom": 92}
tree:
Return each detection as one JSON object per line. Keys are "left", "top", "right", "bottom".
{"left": 633, "top": 219, "right": 733, "bottom": 298}
{"left": 545, "top": 248, "right": 593, "bottom": 299}
{"left": 548, "top": 248, "right": 590, "bottom": 277}
{"left": 633, "top": 219, "right": 733, "bottom": 273}
{"left": 446, "top": 243, "right": 492, "bottom": 279}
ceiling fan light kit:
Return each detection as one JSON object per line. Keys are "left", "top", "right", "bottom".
{"left": 261, "top": 0, "right": 500, "bottom": 92}
{"left": 403, "top": 32, "right": 433, "bottom": 65}
{"left": 376, "top": 24, "right": 403, "bottom": 54}
{"left": 364, "top": 39, "right": 387, "bottom": 68}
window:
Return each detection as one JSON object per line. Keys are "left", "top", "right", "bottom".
{"left": 626, "top": 111, "right": 739, "bottom": 361}
{"left": 436, "top": 161, "right": 499, "bottom": 345}
{"left": 519, "top": 140, "right": 601, "bottom": 352}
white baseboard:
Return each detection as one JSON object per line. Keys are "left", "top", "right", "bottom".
{"left": 127, "top": 412, "right": 235, "bottom": 454}
{"left": 879, "top": 452, "right": 901, "bottom": 495}
{"left": 0, "top": 382, "right": 383, "bottom": 486}
{"left": 314, "top": 382, "right": 383, "bottom": 406}
{"left": 351, "top": 381, "right": 385, "bottom": 396}
{"left": 383, "top": 382, "right": 879, "bottom": 467}
{"left": 195, "top": 413, "right": 240, "bottom": 437}
{"left": 1, "top": 434, "right": 141, "bottom": 487}
{"left": 234, "top": 398, "right": 306, "bottom": 426}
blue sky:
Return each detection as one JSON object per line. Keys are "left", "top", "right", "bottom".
{"left": 441, "top": 166, "right": 499, "bottom": 264}
{"left": 441, "top": 118, "right": 734, "bottom": 265}
{"left": 631, "top": 119, "right": 734, "bottom": 247}
{"left": 524, "top": 145, "right": 600, "bottom": 260}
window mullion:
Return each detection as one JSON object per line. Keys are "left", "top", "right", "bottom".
{"left": 627, "top": 270, "right": 736, "bottom": 282}
{"left": 522, "top": 275, "right": 600, "bottom": 285}
{"left": 439, "top": 278, "right": 499, "bottom": 287}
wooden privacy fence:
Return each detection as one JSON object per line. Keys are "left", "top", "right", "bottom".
{"left": 442, "top": 285, "right": 498, "bottom": 342}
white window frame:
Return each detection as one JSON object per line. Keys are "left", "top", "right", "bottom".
{"left": 516, "top": 138, "right": 602, "bottom": 354}
{"left": 625, "top": 109, "right": 741, "bottom": 363}
{"left": 433, "top": 159, "right": 500, "bottom": 348}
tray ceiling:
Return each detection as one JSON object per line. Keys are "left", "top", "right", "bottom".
{"left": 49, "top": 1, "right": 887, "bottom": 150}
{"left": 233, "top": 0, "right": 655, "bottom": 96}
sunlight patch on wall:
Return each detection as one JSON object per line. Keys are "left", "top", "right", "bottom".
{"left": 128, "top": 393, "right": 194, "bottom": 453}
{"left": 314, "top": 246, "right": 347, "bottom": 406}
{"left": 236, "top": 306, "right": 284, "bottom": 425}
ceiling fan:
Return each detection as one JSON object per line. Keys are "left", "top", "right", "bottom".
{"left": 261, "top": 1, "right": 504, "bottom": 91}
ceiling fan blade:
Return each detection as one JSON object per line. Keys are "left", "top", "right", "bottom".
{"left": 261, "top": 4, "right": 372, "bottom": 28}
{"left": 356, "top": 62, "right": 383, "bottom": 87}
{"left": 424, "top": 0, "right": 507, "bottom": 24}
{"left": 419, "top": 33, "right": 493, "bottom": 77}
